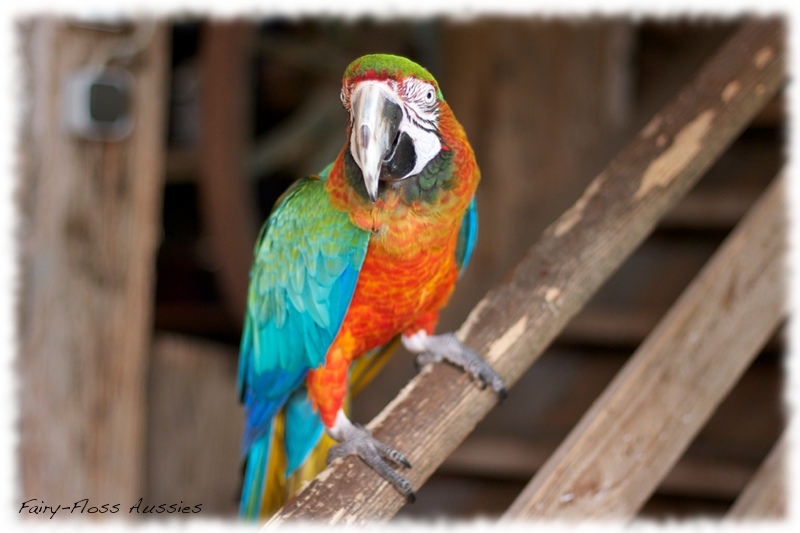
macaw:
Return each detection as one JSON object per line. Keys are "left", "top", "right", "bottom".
{"left": 237, "top": 53, "right": 506, "bottom": 521}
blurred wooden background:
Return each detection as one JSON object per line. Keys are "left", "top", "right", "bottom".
{"left": 17, "top": 17, "right": 785, "bottom": 520}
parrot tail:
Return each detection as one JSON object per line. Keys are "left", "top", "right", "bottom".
{"left": 239, "top": 414, "right": 288, "bottom": 521}
{"left": 240, "top": 433, "right": 269, "bottom": 520}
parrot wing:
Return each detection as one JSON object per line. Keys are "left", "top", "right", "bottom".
{"left": 238, "top": 173, "right": 370, "bottom": 519}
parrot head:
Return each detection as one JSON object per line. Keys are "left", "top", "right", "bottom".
{"left": 340, "top": 54, "right": 448, "bottom": 203}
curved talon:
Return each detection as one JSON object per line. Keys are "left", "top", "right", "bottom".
{"left": 374, "top": 440, "right": 412, "bottom": 468}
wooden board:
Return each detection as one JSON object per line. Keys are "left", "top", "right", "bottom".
{"left": 17, "top": 19, "right": 168, "bottom": 506}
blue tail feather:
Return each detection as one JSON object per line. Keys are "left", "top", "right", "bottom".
{"left": 239, "top": 429, "right": 271, "bottom": 521}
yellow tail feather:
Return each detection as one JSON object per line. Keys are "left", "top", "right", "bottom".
{"left": 260, "top": 411, "right": 288, "bottom": 517}
{"left": 349, "top": 336, "right": 401, "bottom": 397}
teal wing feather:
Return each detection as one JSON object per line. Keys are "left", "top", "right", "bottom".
{"left": 455, "top": 196, "right": 478, "bottom": 276}
{"left": 238, "top": 174, "right": 370, "bottom": 520}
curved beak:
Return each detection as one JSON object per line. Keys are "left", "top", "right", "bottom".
{"left": 350, "top": 83, "right": 402, "bottom": 202}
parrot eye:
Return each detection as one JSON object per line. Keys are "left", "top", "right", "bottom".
{"left": 405, "top": 78, "right": 437, "bottom": 109}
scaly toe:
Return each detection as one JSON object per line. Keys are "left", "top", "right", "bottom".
{"left": 327, "top": 418, "right": 414, "bottom": 500}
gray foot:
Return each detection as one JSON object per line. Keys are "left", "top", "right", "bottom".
{"left": 327, "top": 414, "right": 415, "bottom": 502}
{"left": 405, "top": 332, "right": 507, "bottom": 400}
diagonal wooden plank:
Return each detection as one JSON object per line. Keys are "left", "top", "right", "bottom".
{"left": 726, "top": 432, "right": 787, "bottom": 520}
{"left": 268, "top": 18, "right": 785, "bottom": 525}
{"left": 503, "top": 173, "right": 787, "bottom": 521}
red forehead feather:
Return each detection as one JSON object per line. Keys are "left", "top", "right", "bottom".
{"left": 349, "top": 67, "right": 399, "bottom": 83}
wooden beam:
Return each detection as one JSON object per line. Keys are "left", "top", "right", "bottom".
{"left": 17, "top": 19, "right": 168, "bottom": 505}
{"left": 268, "top": 18, "right": 785, "bottom": 524}
{"left": 503, "top": 173, "right": 786, "bottom": 521}
{"left": 726, "top": 432, "right": 787, "bottom": 520}
{"left": 198, "top": 20, "right": 259, "bottom": 324}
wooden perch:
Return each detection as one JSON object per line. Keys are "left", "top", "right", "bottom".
{"left": 267, "top": 18, "right": 785, "bottom": 525}
{"left": 502, "top": 172, "right": 787, "bottom": 521}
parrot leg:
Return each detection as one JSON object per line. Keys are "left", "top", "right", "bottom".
{"left": 403, "top": 331, "right": 507, "bottom": 400}
{"left": 326, "top": 410, "right": 416, "bottom": 502}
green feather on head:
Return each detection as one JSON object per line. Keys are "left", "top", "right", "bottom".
{"left": 344, "top": 53, "right": 445, "bottom": 100}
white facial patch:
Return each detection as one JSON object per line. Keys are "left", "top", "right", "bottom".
{"left": 350, "top": 78, "right": 441, "bottom": 181}
{"left": 399, "top": 124, "right": 440, "bottom": 179}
